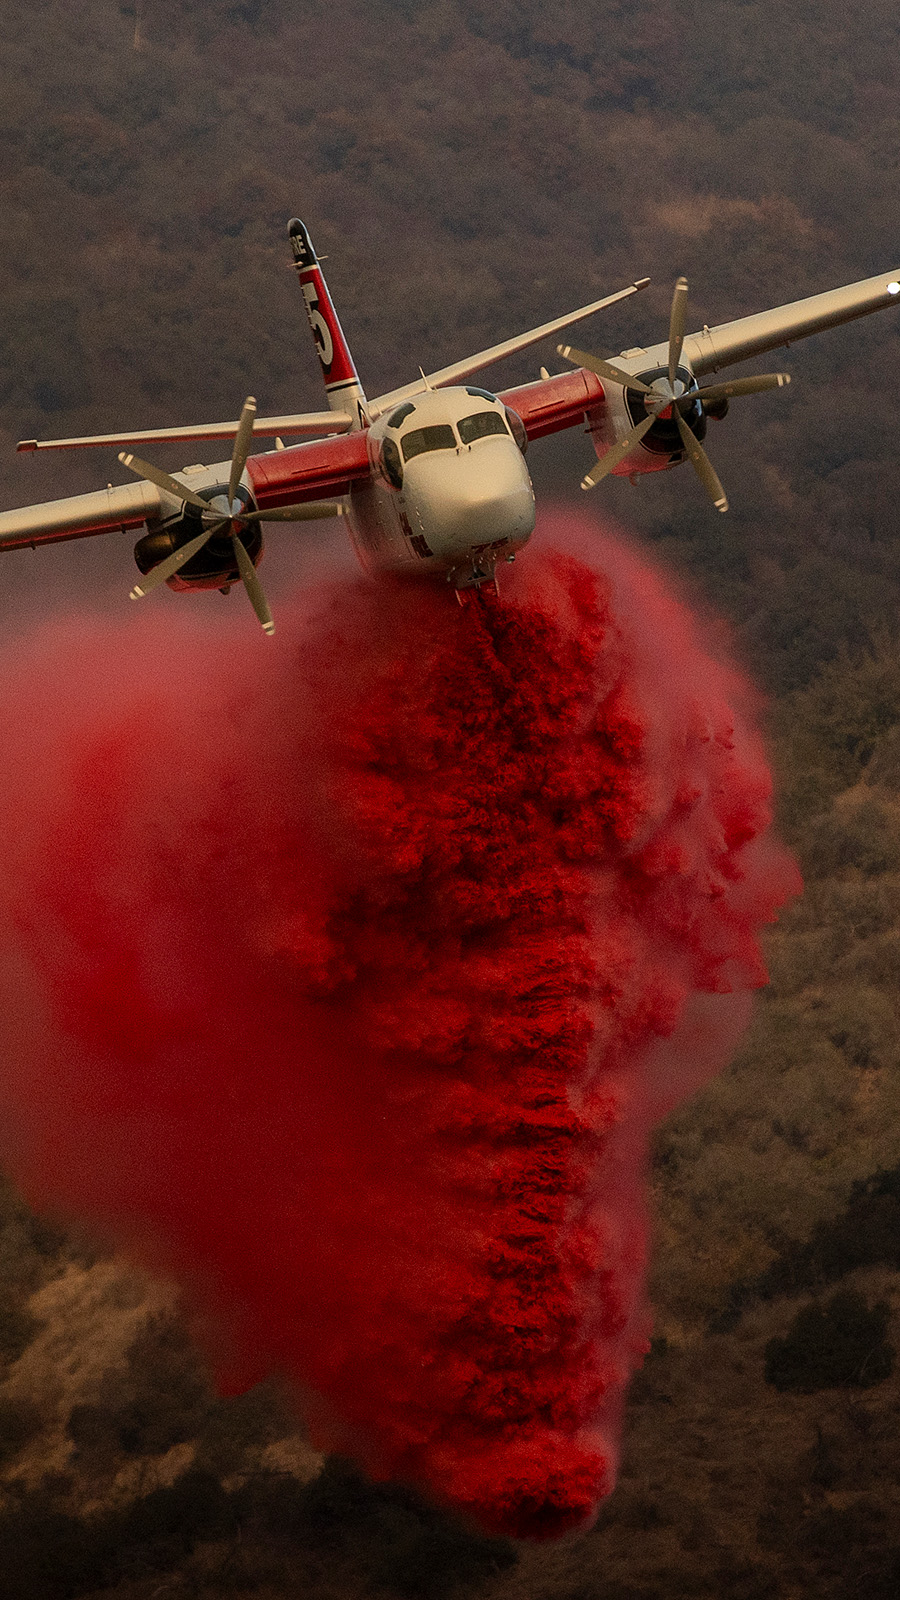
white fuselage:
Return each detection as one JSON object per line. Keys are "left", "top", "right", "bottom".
{"left": 345, "top": 387, "right": 536, "bottom": 589}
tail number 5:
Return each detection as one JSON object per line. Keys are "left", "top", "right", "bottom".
{"left": 302, "top": 283, "right": 334, "bottom": 370}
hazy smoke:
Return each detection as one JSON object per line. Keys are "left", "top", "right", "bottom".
{"left": 0, "top": 512, "right": 799, "bottom": 1538}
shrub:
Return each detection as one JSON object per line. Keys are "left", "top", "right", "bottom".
{"left": 195, "top": 1379, "right": 290, "bottom": 1477}
{"left": 824, "top": 986, "right": 898, "bottom": 1070}
{"left": 0, "top": 1297, "right": 39, "bottom": 1367}
{"left": 110, "top": 1468, "right": 236, "bottom": 1580}
{"left": 244, "top": 1457, "right": 518, "bottom": 1598}
{"left": 0, "top": 1396, "right": 42, "bottom": 1466}
{"left": 802, "top": 796, "right": 900, "bottom": 879}
{"left": 765, "top": 1290, "right": 894, "bottom": 1392}
{"left": 117, "top": 1312, "right": 212, "bottom": 1454}
{"left": 65, "top": 1310, "right": 214, "bottom": 1466}
{"left": 758, "top": 1164, "right": 900, "bottom": 1297}
{"left": 0, "top": 1494, "right": 106, "bottom": 1600}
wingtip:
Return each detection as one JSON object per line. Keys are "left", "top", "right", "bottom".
{"left": 129, "top": 586, "right": 145, "bottom": 600}
{"left": 16, "top": 440, "right": 37, "bottom": 453}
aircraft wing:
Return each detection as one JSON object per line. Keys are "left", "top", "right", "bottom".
{"left": 16, "top": 410, "right": 354, "bottom": 454}
{"left": 490, "top": 268, "right": 900, "bottom": 451}
{"left": 0, "top": 430, "right": 371, "bottom": 554}
{"left": 497, "top": 368, "right": 606, "bottom": 443}
{"left": 245, "top": 429, "right": 370, "bottom": 509}
{"left": 0, "top": 480, "right": 165, "bottom": 552}
{"left": 367, "top": 278, "right": 650, "bottom": 417}
{"left": 623, "top": 268, "right": 900, "bottom": 378}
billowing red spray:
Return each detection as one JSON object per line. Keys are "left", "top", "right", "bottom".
{"left": 0, "top": 513, "right": 799, "bottom": 1538}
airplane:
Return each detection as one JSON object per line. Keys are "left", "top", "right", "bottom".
{"left": 1, "top": 217, "right": 899, "bottom": 633}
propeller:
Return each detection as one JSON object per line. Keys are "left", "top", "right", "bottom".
{"left": 558, "top": 281, "right": 791, "bottom": 511}
{"left": 581, "top": 413, "right": 656, "bottom": 491}
{"left": 119, "top": 397, "right": 341, "bottom": 634}
{"left": 557, "top": 345, "right": 657, "bottom": 397}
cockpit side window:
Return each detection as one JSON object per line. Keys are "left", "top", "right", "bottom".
{"left": 381, "top": 437, "right": 403, "bottom": 489}
{"left": 504, "top": 407, "right": 528, "bottom": 454}
{"left": 465, "top": 386, "right": 498, "bottom": 402}
{"left": 458, "top": 410, "right": 509, "bottom": 446}
{"left": 401, "top": 424, "right": 457, "bottom": 463}
{"left": 388, "top": 401, "right": 416, "bottom": 429}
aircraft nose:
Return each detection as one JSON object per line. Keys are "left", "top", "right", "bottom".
{"left": 455, "top": 477, "right": 535, "bottom": 537}
{"left": 415, "top": 445, "right": 536, "bottom": 550}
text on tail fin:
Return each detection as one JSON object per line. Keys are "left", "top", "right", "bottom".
{"left": 288, "top": 218, "right": 368, "bottom": 423}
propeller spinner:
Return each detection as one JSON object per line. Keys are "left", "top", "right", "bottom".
{"left": 119, "top": 397, "right": 341, "bottom": 635}
{"left": 559, "top": 279, "right": 791, "bottom": 511}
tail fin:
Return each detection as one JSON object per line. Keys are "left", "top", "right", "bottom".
{"left": 289, "top": 219, "right": 368, "bottom": 428}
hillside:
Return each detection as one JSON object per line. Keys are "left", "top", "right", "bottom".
{"left": 1, "top": 1, "right": 900, "bottom": 1596}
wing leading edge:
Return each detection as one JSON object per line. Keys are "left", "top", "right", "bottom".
{"left": 17, "top": 410, "right": 354, "bottom": 454}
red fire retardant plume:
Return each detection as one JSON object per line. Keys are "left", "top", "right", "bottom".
{"left": 0, "top": 513, "right": 798, "bottom": 1538}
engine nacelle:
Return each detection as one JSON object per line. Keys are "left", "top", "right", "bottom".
{"left": 590, "top": 363, "right": 709, "bottom": 478}
{"left": 134, "top": 484, "right": 262, "bottom": 592}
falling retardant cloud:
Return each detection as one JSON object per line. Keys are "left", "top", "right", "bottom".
{"left": 0, "top": 510, "right": 799, "bottom": 1538}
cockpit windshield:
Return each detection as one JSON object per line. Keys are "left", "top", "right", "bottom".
{"left": 458, "top": 410, "right": 509, "bottom": 446}
{"left": 401, "top": 424, "right": 457, "bottom": 463}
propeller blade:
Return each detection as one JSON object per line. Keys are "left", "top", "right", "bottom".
{"left": 129, "top": 519, "right": 227, "bottom": 599}
{"left": 240, "top": 501, "right": 343, "bottom": 523}
{"left": 581, "top": 412, "right": 657, "bottom": 490}
{"left": 232, "top": 530, "right": 275, "bottom": 636}
{"left": 118, "top": 452, "right": 219, "bottom": 517}
{"left": 668, "top": 276, "right": 689, "bottom": 388}
{"left": 696, "top": 372, "right": 791, "bottom": 406}
{"left": 557, "top": 345, "right": 657, "bottom": 397}
{"left": 228, "top": 396, "right": 257, "bottom": 509}
{"left": 674, "top": 409, "right": 728, "bottom": 512}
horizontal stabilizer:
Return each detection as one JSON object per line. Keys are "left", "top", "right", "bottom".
{"left": 17, "top": 411, "right": 354, "bottom": 454}
{"left": 368, "top": 278, "right": 650, "bottom": 417}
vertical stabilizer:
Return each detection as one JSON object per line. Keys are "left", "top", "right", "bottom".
{"left": 289, "top": 219, "right": 368, "bottom": 428}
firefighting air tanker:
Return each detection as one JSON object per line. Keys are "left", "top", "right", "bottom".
{"left": 2, "top": 220, "right": 900, "bottom": 632}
